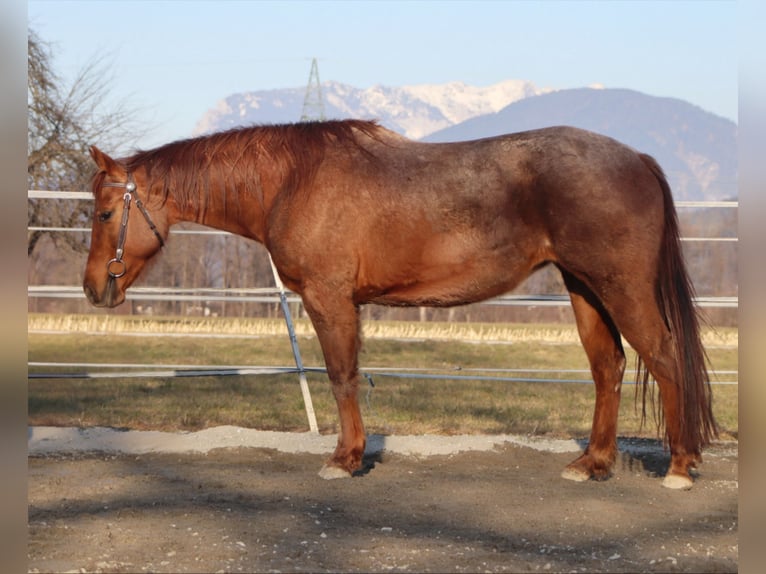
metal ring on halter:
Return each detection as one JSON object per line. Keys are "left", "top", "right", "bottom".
{"left": 107, "top": 258, "right": 127, "bottom": 278}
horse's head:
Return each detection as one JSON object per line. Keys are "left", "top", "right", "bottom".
{"left": 83, "top": 146, "right": 168, "bottom": 307}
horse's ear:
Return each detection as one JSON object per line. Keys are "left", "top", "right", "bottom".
{"left": 89, "top": 146, "right": 120, "bottom": 175}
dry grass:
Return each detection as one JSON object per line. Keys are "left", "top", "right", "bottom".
{"left": 28, "top": 313, "right": 738, "bottom": 346}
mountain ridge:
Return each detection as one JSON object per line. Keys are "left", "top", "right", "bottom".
{"left": 193, "top": 79, "right": 547, "bottom": 140}
{"left": 425, "top": 87, "right": 737, "bottom": 201}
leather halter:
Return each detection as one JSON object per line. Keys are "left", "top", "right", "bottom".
{"left": 101, "top": 172, "right": 165, "bottom": 278}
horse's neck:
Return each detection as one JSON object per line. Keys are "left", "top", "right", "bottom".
{"left": 164, "top": 167, "right": 276, "bottom": 244}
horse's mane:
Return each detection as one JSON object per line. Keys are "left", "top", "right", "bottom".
{"left": 123, "top": 119, "right": 384, "bottom": 214}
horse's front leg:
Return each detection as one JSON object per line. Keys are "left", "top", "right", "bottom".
{"left": 301, "top": 291, "right": 366, "bottom": 479}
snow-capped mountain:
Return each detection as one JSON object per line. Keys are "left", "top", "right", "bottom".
{"left": 193, "top": 79, "right": 546, "bottom": 140}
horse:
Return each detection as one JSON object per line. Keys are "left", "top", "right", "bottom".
{"left": 83, "top": 119, "right": 717, "bottom": 490}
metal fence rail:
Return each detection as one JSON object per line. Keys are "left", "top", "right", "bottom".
{"left": 28, "top": 362, "right": 739, "bottom": 385}
{"left": 27, "top": 285, "right": 739, "bottom": 308}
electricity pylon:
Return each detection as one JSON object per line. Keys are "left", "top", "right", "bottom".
{"left": 300, "top": 58, "right": 326, "bottom": 122}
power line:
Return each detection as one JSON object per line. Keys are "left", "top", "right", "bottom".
{"left": 300, "top": 58, "right": 326, "bottom": 121}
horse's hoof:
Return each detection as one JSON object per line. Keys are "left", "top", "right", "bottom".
{"left": 561, "top": 466, "right": 591, "bottom": 482}
{"left": 662, "top": 473, "right": 693, "bottom": 490}
{"left": 318, "top": 464, "right": 352, "bottom": 480}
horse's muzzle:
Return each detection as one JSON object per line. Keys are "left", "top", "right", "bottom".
{"left": 83, "top": 283, "right": 107, "bottom": 307}
{"left": 83, "top": 278, "right": 124, "bottom": 308}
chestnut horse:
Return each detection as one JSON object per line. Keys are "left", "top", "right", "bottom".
{"left": 83, "top": 120, "right": 717, "bottom": 489}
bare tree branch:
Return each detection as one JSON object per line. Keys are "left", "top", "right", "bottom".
{"left": 27, "top": 27, "right": 147, "bottom": 257}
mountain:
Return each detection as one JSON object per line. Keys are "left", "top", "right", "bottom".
{"left": 424, "top": 88, "right": 737, "bottom": 201}
{"left": 193, "top": 79, "right": 546, "bottom": 140}
{"left": 193, "top": 83, "right": 737, "bottom": 201}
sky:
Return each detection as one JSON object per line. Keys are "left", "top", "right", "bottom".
{"left": 28, "top": 0, "right": 738, "bottom": 151}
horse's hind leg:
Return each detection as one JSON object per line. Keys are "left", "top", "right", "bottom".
{"left": 612, "top": 305, "right": 701, "bottom": 489}
{"left": 584, "top": 279, "right": 702, "bottom": 489}
{"left": 300, "top": 289, "right": 366, "bottom": 479}
{"left": 560, "top": 271, "right": 626, "bottom": 482}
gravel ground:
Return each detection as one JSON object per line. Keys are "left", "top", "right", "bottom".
{"left": 28, "top": 427, "right": 738, "bottom": 573}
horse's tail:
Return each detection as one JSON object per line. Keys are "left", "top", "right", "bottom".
{"left": 637, "top": 153, "right": 718, "bottom": 450}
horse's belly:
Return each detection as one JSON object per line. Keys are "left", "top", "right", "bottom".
{"left": 364, "top": 258, "right": 524, "bottom": 307}
{"left": 358, "top": 225, "right": 550, "bottom": 307}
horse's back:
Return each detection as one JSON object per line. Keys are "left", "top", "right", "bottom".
{"left": 358, "top": 124, "right": 666, "bottom": 250}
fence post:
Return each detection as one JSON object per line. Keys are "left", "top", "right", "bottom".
{"left": 268, "top": 254, "right": 319, "bottom": 434}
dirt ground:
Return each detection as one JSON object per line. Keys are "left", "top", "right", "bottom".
{"left": 28, "top": 432, "right": 738, "bottom": 573}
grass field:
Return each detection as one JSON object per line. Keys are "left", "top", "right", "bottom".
{"left": 28, "top": 314, "right": 738, "bottom": 439}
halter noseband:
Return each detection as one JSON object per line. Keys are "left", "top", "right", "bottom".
{"left": 101, "top": 172, "right": 165, "bottom": 278}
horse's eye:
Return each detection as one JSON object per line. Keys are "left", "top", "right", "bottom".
{"left": 98, "top": 211, "right": 113, "bottom": 223}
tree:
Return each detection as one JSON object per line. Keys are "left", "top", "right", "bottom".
{"left": 27, "top": 27, "right": 144, "bottom": 257}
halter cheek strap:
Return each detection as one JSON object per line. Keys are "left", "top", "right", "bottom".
{"left": 101, "top": 172, "right": 165, "bottom": 278}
